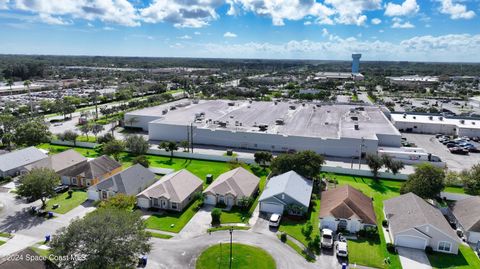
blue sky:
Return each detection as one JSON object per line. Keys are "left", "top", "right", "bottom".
{"left": 0, "top": 0, "right": 479, "bottom": 62}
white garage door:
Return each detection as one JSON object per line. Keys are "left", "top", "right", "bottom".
{"left": 396, "top": 235, "right": 427, "bottom": 250}
{"left": 204, "top": 195, "right": 216, "bottom": 205}
{"left": 260, "top": 202, "right": 284, "bottom": 214}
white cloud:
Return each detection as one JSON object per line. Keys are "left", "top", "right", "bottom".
{"left": 38, "top": 13, "right": 71, "bottom": 25}
{"left": 304, "top": 21, "right": 312, "bottom": 25}
{"left": 322, "top": 28, "right": 329, "bottom": 37}
{"left": 324, "top": 0, "right": 382, "bottom": 26}
{"left": 194, "top": 31, "right": 201, "bottom": 35}
{"left": 179, "top": 35, "right": 192, "bottom": 39}
{"left": 391, "top": 17, "right": 414, "bottom": 28}
{"left": 141, "top": 0, "right": 222, "bottom": 28}
{"left": 14, "top": 0, "right": 139, "bottom": 26}
{"left": 384, "top": 0, "right": 419, "bottom": 17}
{"left": 103, "top": 26, "right": 115, "bottom": 31}
{"left": 438, "top": 0, "right": 475, "bottom": 20}
{"left": 224, "top": 31, "right": 237, "bottom": 38}
{"left": 371, "top": 18, "right": 381, "bottom": 24}
{"left": 228, "top": 0, "right": 334, "bottom": 26}
{"left": 0, "top": 0, "right": 9, "bottom": 9}
{"left": 199, "top": 33, "right": 480, "bottom": 62}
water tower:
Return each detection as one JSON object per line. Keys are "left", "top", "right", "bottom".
{"left": 352, "top": 54, "right": 362, "bottom": 74}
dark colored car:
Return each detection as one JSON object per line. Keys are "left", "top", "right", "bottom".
{"left": 449, "top": 147, "right": 469, "bottom": 155}
{"left": 54, "top": 185, "right": 69, "bottom": 193}
{"left": 446, "top": 143, "right": 458, "bottom": 148}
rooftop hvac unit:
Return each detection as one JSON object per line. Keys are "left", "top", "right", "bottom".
{"left": 218, "top": 122, "right": 227, "bottom": 127}
{"left": 439, "top": 117, "right": 443, "bottom": 121}
{"left": 249, "top": 100, "right": 253, "bottom": 104}
{"left": 162, "top": 109, "right": 168, "bottom": 115}
{"left": 356, "top": 107, "right": 365, "bottom": 111}
{"left": 354, "top": 124, "right": 359, "bottom": 130}
{"left": 428, "top": 116, "right": 433, "bottom": 120}
{"left": 228, "top": 102, "right": 235, "bottom": 106}
{"left": 192, "top": 99, "right": 199, "bottom": 104}
{"left": 289, "top": 105, "right": 296, "bottom": 110}
{"left": 351, "top": 116, "right": 359, "bottom": 121}
{"left": 413, "top": 116, "right": 416, "bottom": 119}
{"left": 275, "top": 119, "right": 284, "bottom": 125}
{"left": 403, "top": 113, "right": 407, "bottom": 119}
{"left": 302, "top": 103, "right": 306, "bottom": 106}
{"left": 472, "top": 122, "right": 476, "bottom": 125}
{"left": 274, "top": 101, "right": 278, "bottom": 105}
{"left": 259, "top": 125, "right": 268, "bottom": 131}
{"left": 460, "top": 120, "right": 465, "bottom": 124}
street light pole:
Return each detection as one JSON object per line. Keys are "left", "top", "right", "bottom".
{"left": 229, "top": 228, "right": 233, "bottom": 269}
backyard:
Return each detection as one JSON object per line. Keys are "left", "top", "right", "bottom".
{"left": 279, "top": 199, "right": 321, "bottom": 247}
{"left": 45, "top": 190, "right": 88, "bottom": 214}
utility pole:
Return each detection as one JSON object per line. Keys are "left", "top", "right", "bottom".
{"left": 190, "top": 123, "right": 194, "bottom": 153}
{"left": 94, "top": 84, "right": 99, "bottom": 120}
{"left": 358, "top": 137, "right": 365, "bottom": 169}
{"left": 229, "top": 228, "right": 233, "bottom": 269}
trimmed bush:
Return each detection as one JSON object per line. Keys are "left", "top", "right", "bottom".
{"left": 386, "top": 243, "right": 396, "bottom": 253}
{"left": 280, "top": 232, "right": 287, "bottom": 242}
{"left": 211, "top": 208, "right": 222, "bottom": 225}
{"left": 425, "top": 246, "right": 434, "bottom": 254}
{"left": 382, "top": 220, "right": 388, "bottom": 228}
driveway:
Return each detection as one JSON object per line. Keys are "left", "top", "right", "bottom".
{"left": 175, "top": 205, "right": 213, "bottom": 239}
{"left": 397, "top": 247, "right": 432, "bottom": 269}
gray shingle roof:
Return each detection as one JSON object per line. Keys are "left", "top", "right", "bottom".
{"left": 384, "top": 192, "right": 459, "bottom": 241}
{"left": 24, "top": 149, "right": 87, "bottom": 174}
{"left": 90, "top": 164, "right": 156, "bottom": 196}
{"left": 203, "top": 167, "right": 259, "bottom": 197}
{"left": 451, "top": 196, "right": 480, "bottom": 232}
{"left": 137, "top": 169, "right": 202, "bottom": 203}
{"left": 259, "top": 171, "right": 312, "bottom": 208}
{"left": 0, "top": 147, "right": 48, "bottom": 172}
{"left": 63, "top": 155, "right": 121, "bottom": 179}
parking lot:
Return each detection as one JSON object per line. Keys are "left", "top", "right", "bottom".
{"left": 403, "top": 133, "right": 480, "bottom": 171}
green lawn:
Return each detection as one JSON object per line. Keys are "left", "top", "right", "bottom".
{"left": 148, "top": 231, "right": 173, "bottom": 239}
{"left": 0, "top": 241, "right": 5, "bottom": 246}
{"left": 145, "top": 200, "right": 201, "bottom": 233}
{"left": 328, "top": 173, "right": 404, "bottom": 269}
{"left": 348, "top": 238, "right": 387, "bottom": 269}
{"left": 0, "top": 232, "right": 11, "bottom": 238}
{"left": 279, "top": 199, "right": 321, "bottom": 247}
{"left": 45, "top": 190, "right": 88, "bottom": 214}
{"left": 277, "top": 235, "right": 315, "bottom": 262}
{"left": 428, "top": 245, "right": 480, "bottom": 269}
{"left": 196, "top": 243, "right": 276, "bottom": 269}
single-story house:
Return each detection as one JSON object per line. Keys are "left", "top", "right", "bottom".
{"left": 62, "top": 155, "right": 122, "bottom": 187}
{"left": 451, "top": 196, "right": 480, "bottom": 244}
{"left": 87, "top": 164, "right": 156, "bottom": 201}
{"left": 203, "top": 167, "right": 260, "bottom": 207}
{"left": 259, "top": 170, "right": 312, "bottom": 216}
{"left": 24, "top": 149, "right": 87, "bottom": 177}
{"left": 384, "top": 192, "right": 460, "bottom": 254}
{"left": 0, "top": 147, "right": 48, "bottom": 178}
{"left": 320, "top": 185, "right": 377, "bottom": 233}
{"left": 137, "top": 169, "right": 203, "bottom": 211}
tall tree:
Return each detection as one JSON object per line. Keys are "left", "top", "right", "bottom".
{"left": 159, "top": 141, "right": 178, "bottom": 161}
{"left": 270, "top": 150, "right": 324, "bottom": 179}
{"left": 17, "top": 168, "right": 60, "bottom": 208}
{"left": 79, "top": 123, "right": 92, "bottom": 141}
{"left": 15, "top": 119, "right": 51, "bottom": 146}
{"left": 91, "top": 124, "right": 104, "bottom": 140}
{"left": 6, "top": 78, "right": 14, "bottom": 96}
{"left": 125, "top": 135, "right": 150, "bottom": 156}
{"left": 50, "top": 208, "right": 151, "bottom": 269}
{"left": 62, "top": 130, "right": 79, "bottom": 146}
{"left": 400, "top": 163, "right": 445, "bottom": 199}
{"left": 365, "top": 154, "right": 384, "bottom": 179}
{"left": 462, "top": 164, "right": 480, "bottom": 195}
{"left": 254, "top": 151, "right": 273, "bottom": 168}
{"left": 103, "top": 139, "right": 125, "bottom": 161}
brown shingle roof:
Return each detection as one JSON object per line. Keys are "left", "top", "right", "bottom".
{"left": 452, "top": 196, "right": 480, "bottom": 232}
{"left": 203, "top": 167, "right": 259, "bottom": 197}
{"left": 320, "top": 185, "right": 377, "bottom": 225}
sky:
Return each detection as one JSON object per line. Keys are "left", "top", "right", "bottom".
{"left": 0, "top": 0, "right": 479, "bottom": 62}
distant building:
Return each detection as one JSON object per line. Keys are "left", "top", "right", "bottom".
{"left": 387, "top": 75, "right": 439, "bottom": 87}
{"left": 352, "top": 54, "right": 362, "bottom": 74}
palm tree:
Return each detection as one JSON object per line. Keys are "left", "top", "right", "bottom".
{"left": 6, "top": 79, "right": 14, "bottom": 96}
{"left": 24, "top": 80, "right": 33, "bottom": 114}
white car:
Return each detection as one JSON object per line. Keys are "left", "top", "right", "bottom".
{"left": 321, "top": 229, "right": 334, "bottom": 248}
{"left": 269, "top": 214, "right": 281, "bottom": 227}
{"left": 336, "top": 241, "right": 348, "bottom": 257}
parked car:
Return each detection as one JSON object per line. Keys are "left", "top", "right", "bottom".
{"left": 321, "top": 229, "right": 334, "bottom": 249}
{"left": 269, "top": 214, "right": 281, "bottom": 227}
{"left": 463, "top": 145, "right": 480, "bottom": 153}
{"left": 449, "top": 147, "right": 469, "bottom": 155}
{"left": 54, "top": 185, "right": 69, "bottom": 193}
{"left": 446, "top": 143, "right": 458, "bottom": 148}
{"left": 435, "top": 134, "right": 444, "bottom": 138}
{"left": 335, "top": 241, "right": 348, "bottom": 258}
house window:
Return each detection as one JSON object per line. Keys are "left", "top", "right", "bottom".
{"left": 171, "top": 203, "right": 178, "bottom": 209}
{"left": 153, "top": 198, "right": 159, "bottom": 207}
{"left": 101, "top": 191, "right": 108, "bottom": 200}
{"left": 72, "top": 178, "right": 77, "bottom": 185}
{"left": 438, "top": 241, "right": 452, "bottom": 252}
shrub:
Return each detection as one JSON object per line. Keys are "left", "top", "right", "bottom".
{"left": 382, "top": 220, "right": 388, "bottom": 228}
{"left": 67, "top": 190, "right": 73, "bottom": 198}
{"left": 211, "top": 208, "right": 222, "bottom": 225}
{"left": 308, "top": 235, "right": 320, "bottom": 251}
{"left": 280, "top": 232, "right": 287, "bottom": 242}
{"left": 216, "top": 201, "right": 227, "bottom": 208}
{"left": 425, "top": 246, "right": 434, "bottom": 254}
{"left": 386, "top": 243, "right": 396, "bottom": 253}
{"left": 358, "top": 226, "right": 378, "bottom": 239}
{"left": 301, "top": 221, "right": 313, "bottom": 239}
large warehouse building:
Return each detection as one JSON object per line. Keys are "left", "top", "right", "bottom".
{"left": 125, "top": 100, "right": 401, "bottom": 158}
{"left": 391, "top": 113, "right": 480, "bottom": 137}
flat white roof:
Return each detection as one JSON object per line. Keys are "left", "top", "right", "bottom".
{"left": 127, "top": 100, "right": 400, "bottom": 140}
{"left": 391, "top": 113, "right": 480, "bottom": 129}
